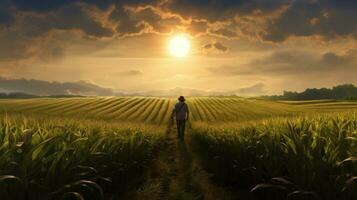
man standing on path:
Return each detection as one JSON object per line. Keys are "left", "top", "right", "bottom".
{"left": 171, "top": 96, "right": 189, "bottom": 140}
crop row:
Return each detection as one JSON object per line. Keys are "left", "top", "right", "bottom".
{"left": 0, "top": 97, "right": 306, "bottom": 124}
{"left": 0, "top": 115, "right": 165, "bottom": 199}
{"left": 191, "top": 113, "right": 357, "bottom": 200}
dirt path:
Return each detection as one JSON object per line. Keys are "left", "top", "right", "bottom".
{"left": 130, "top": 122, "right": 232, "bottom": 200}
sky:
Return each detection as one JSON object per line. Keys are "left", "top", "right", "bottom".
{"left": 0, "top": 0, "right": 357, "bottom": 96}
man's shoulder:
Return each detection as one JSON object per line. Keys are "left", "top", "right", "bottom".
{"left": 175, "top": 102, "right": 187, "bottom": 107}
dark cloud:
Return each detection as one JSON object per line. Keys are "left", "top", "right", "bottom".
{"left": 10, "top": 0, "right": 159, "bottom": 12}
{"left": 0, "top": 77, "right": 113, "bottom": 96}
{"left": 18, "top": 3, "right": 113, "bottom": 38}
{"left": 165, "top": 0, "right": 287, "bottom": 22}
{"left": 203, "top": 42, "right": 228, "bottom": 52}
{"left": 11, "top": 0, "right": 76, "bottom": 12}
{"left": 164, "top": 0, "right": 357, "bottom": 41}
{"left": 110, "top": 5, "right": 183, "bottom": 37}
{"left": 0, "top": 2, "right": 113, "bottom": 60}
{"left": 207, "top": 50, "right": 357, "bottom": 76}
{"left": 110, "top": 6, "right": 146, "bottom": 37}
{"left": 264, "top": 0, "right": 357, "bottom": 41}
{"left": 0, "top": 8, "right": 13, "bottom": 28}
{"left": 52, "top": 4, "right": 113, "bottom": 37}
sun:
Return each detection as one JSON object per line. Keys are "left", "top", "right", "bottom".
{"left": 169, "top": 35, "right": 191, "bottom": 58}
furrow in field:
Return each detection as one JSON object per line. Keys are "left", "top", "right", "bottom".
{"left": 78, "top": 97, "right": 118, "bottom": 114}
{"left": 83, "top": 97, "right": 126, "bottom": 117}
{"left": 114, "top": 98, "right": 149, "bottom": 120}
{"left": 197, "top": 97, "right": 218, "bottom": 121}
{"left": 194, "top": 97, "right": 214, "bottom": 121}
{"left": 43, "top": 98, "right": 96, "bottom": 114}
{"left": 87, "top": 97, "right": 128, "bottom": 117}
{"left": 211, "top": 97, "right": 241, "bottom": 120}
{"left": 47, "top": 98, "right": 99, "bottom": 114}
{"left": 13, "top": 98, "right": 71, "bottom": 112}
{"left": 0, "top": 99, "right": 55, "bottom": 111}
{"left": 127, "top": 98, "right": 156, "bottom": 120}
{"left": 204, "top": 97, "right": 230, "bottom": 121}
{"left": 160, "top": 99, "right": 176, "bottom": 124}
{"left": 27, "top": 98, "right": 81, "bottom": 113}
{"left": 65, "top": 97, "right": 110, "bottom": 115}
{"left": 146, "top": 98, "right": 165, "bottom": 123}
{"left": 192, "top": 98, "right": 209, "bottom": 120}
{"left": 40, "top": 97, "right": 105, "bottom": 114}
{"left": 105, "top": 97, "right": 143, "bottom": 118}
{"left": 155, "top": 99, "right": 169, "bottom": 124}
{"left": 138, "top": 98, "right": 161, "bottom": 122}
{"left": 188, "top": 99, "right": 202, "bottom": 121}
{"left": 91, "top": 97, "right": 137, "bottom": 117}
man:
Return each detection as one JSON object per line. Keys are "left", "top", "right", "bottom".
{"left": 171, "top": 96, "right": 189, "bottom": 140}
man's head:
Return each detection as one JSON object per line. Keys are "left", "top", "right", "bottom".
{"left": 178, "top": 96, "right": 185, "bottom": 102}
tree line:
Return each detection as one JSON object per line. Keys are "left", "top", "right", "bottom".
{"left": 263, "top": 84, "right": 357, "bottom": 100}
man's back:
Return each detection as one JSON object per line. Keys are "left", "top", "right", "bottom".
{"left": 174, "top": 101, "right": 188, "bottom": 120}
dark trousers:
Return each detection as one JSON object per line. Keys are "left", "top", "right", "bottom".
{"left": 176, "top": 120, "right": 186, "bottom": 140}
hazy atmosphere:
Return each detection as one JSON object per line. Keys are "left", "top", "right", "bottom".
{"left": 1, "top": 0, "right": 357, "bottom": 96}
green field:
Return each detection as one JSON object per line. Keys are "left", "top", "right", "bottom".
{"left": 0, "top": 97, "right": 307, "bottom": 123}
{"left": 0, "top": 97, "right": 356, "bottom": 200}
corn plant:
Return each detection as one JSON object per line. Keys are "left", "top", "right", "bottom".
{"left": 0, "top": 115, "right": 165, "bottom": 200}
{"left": 191, "top": 113, "right": 357, "bottom": 200}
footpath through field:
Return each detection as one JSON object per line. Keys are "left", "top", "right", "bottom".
{"left": 125, "top": 120, "right": 231, "bottom": 200}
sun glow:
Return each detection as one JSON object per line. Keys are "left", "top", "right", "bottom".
{"left": 169, "top": 35, "right": 191, "bottom": 58}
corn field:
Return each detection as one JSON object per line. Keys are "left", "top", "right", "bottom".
{"left": 191, "top": 113, "right": 357, "bottom": 200}
{"left": 0, "top": 115, "right": 164, "bottom": 199}
{"left": 0, "top": 97, "right": 306, "bottom": 124}
{"left": 0, "top": 97, "right": 356, "bottom": 199}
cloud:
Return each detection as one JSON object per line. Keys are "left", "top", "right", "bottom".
{"left": 1, "top": 0, "right": 357, "bottom": 67}
{"left": 0, "top": 3, "right": 13, "bottom": 29}
{"left": 210, "top": 28, "right": 239, "bottom": 39}
{"left": 186, "top": 19, "right": 209, "bottom": 36}
{"left": 165, "top": 0, "right": 287, "bottom": 22}
{"left": 0, "top": 77, "right": 113, "bottom": 96}
{"left": 263, "top": 0, "right": 357, "bottom": 42}
{"left": 207, "top": 49, "right": 357, "bottom": 76}
{"left": 0, "top": 2, "right": 114, "bottom": 60}
{"left": 231, "top": 83, "right": 265, "bottom": 96}
{"left": 202, "top": 42, "right": 228, "bottom": 53}
{"left": 118, "top": 69, "right": 144, "bottom": 76}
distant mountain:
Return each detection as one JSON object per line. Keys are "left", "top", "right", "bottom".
{"left": 115, "top": 83, "right": 265, "bottom": 97}
{"left": 0, "top": 92, "right": 85, "bottom": 99}
{"left": 0, "top": 77, "right": 113, "bottom": 96}
{"left": 263, "top": 84, "right": 357, "bottom": 100}
{"left": 0, "top": 76, "right": 265, "bottom": 97}
{"left": 0, "top": 92, "right": 39, "bottom": 99}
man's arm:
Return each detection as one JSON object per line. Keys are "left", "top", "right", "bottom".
{"left": 186, "top": 105, "right": 189, "bottom": 120}
{"left": 171, "top": 106, "right": 176, "bottom": 119}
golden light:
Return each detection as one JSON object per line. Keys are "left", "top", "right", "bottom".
{"left": 169, "top": 35, "right": 191, "bottom": 58}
